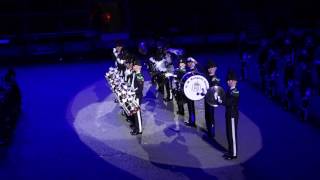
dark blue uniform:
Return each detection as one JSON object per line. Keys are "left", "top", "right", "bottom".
{"left": 184, "top": 66, "right": 198, "bottom": 127}
{"left": 130, "top": 72, "right": 144, "bottom": 135}
{"left": 205, "top": 74, "right": 220, "bottom": 137}
{"left": 173, "top": 67, "right": 187, "bottom": 115}
{"left": 225, "top": 87, "right": 239, "bottom": 158}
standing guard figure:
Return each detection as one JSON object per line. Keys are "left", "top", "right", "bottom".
{"left": 130, "top": 59, "right": 144, "bottom": 135}
{"left": 224, "top": 70, "right": 240, "bottom": 160}
{"left": 184, "top": 57, "right": 198, "bottom": 127}
{"left": 205, "top": 61, "right": 220, "bottom": 138}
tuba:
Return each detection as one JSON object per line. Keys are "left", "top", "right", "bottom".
{"left": 205, "top": 85, "right": 225, "bottom": 107}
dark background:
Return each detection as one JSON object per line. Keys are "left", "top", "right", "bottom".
{"left": 0, "top": 0, "right": 318, "bottom": 34}
{"left": 0, "top": 0, "right": 318, "bottom": 61}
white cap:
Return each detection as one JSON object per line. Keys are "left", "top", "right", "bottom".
{"left": 187, "top": 57, "right": 197, "bottom": 64}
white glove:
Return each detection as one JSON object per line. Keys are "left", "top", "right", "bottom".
{"left": 165, "top": 72, "right": 176, "bottom": 78}
{"left": 117, "top": 58, "right": 124, "bottom": 64}
{"left": 217, "top": 96, "right": 222, "bottom": 104}
{"left": 149, "top": 57, "right": 156, "bottom": 63}
{"left": 113, "top": 48, "right": 119, "bottom": 57}
{"left": 214, "top": 92, "right": 218, "bottom": 100}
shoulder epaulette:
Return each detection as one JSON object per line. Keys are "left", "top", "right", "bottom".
{"left": 136, "top": 73, "right": 144, "bottom": 81}
{"left": 212, "top": 77, "right": 220, "bottom": 82}
{"left": 231, "top": 88, "right": 239, "bottom": 97}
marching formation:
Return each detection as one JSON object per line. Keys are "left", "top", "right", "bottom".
{"left": 105, "top": 41, "right": 240, "bottom": 160}
{"left": 106, "top": 44, "right": 144, "bottom": 136}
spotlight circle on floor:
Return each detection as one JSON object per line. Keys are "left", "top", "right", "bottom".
{"left": 68, "top": 80, "right": 262, "bottom": 176}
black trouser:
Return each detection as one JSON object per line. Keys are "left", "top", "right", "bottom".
{"left": 164, "top": 77, "right": 173, "bottom": 99}
{"left": 125, "top": 103, "right": 134, "bottom": 125}
{"left": 187, "top": 99, "right": 195, "bottom": 124}
{"left": 175, "top": 90, "right": 185, "bottom": 114}
{"left": 205, "top": 99, "right": 215, "bottom": 136}
{"left": 226, "top": 111, "right": 239, "bottom": 157}
{"left": 156, "top": 73, "right": 165, "bottom": 94}
{"left": 117, "top": 64, "right": 126, "bottom": 79}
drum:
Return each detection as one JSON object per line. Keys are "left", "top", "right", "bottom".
{"left": 205, "top": 85, "right": 225, "bottom": 107}
{"left": 181, "top": 72, "right": 209, "bottom": 101}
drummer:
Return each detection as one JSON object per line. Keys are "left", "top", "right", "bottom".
{"left": 205, "top": 61, "right": 220, "bottom": 138}
{"left": 186, "top": 57, "right": 198, "bottom": 73}
{"left": 184, "top": 57, "right": 198, "bottom": 127}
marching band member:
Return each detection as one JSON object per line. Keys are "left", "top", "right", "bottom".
{"left": 184, "top": 57, "right": 198, "bottom": 127}
{"left": 149, "top": 47, "right": 174, "bottom": 101}
{"left": 124, "top": 57, "right": 133, "bottom": 83}
{"left": 205, "top": 61, "right": 220, "bottom": 138}
{"left": 113, "top": 44, "right": 127, "bottom": 79}
{"left": 149, "top": 51, "right": 166, "bottom": 94}
{"left": 123, "top": 58, "right": 134, "bottom": 119}
{"left": 173, "top": 58, "right": 187, "bottom": 115}
{"left": 112, "top": 44, "right": 122, "bottom": 59}
{"left": 224, "top": 70, "right": 240, "bottom": 160}
{"left": 130, "top": 59, "right": 144, "bottom": 135}
{"left": 163, "top": 50, "right": 174, "bottom": 101}
{"left": 186, "top": 57, "right": 198, "bottom": 73}
{"left": 154, "top": 46, "right": 166, "bottom": 94}
{"left": 112, "top": 44, "right": 124, "bottom": 103}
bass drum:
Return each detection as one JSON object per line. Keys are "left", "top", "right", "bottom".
{"left": 181, "top": 72, "right": 209, "bottom": 101}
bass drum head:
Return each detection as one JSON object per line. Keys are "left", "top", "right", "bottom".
{"left": 205, "top": 86, "right": 225, "bottom": 107}
{"left": 182, "top": 72, "right": 209, "bottom": 101}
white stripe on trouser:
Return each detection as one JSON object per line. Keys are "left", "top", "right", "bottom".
{"left": 169, "top": 78, "right": 173, "bottom": 99}
{"left": 231, "top": 118, "right": 237, "bottom": 156}
{"left": 137, "top": 98, "right": 142, "bottom": 133}
{"left": 131, "top": 73, "right": 135, "bottom": 88}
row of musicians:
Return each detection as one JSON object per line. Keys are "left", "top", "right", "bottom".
{"left": 113, "top": 46, "right": 240, "bottom": 160}
{"left": 151, "top": 57, "right": 240, "bottom": 160}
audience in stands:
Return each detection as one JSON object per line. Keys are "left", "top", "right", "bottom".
{"left": 242, "top": 31, "right": 320, "bottom": 122}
